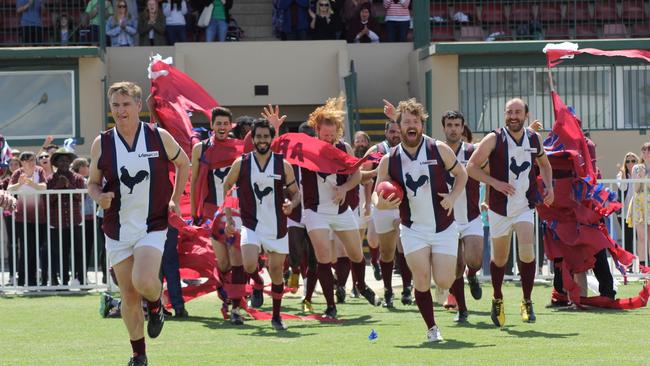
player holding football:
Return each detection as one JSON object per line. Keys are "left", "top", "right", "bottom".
{"left": 374, "top": 98, "right": 467, "bottom": 342}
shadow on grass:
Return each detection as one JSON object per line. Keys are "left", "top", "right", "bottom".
{"left": 395, "top": 339, "right": 495, "bottom": 350}
{"left": 468, "top": 321, "right": 579, "bottom": 339}
{"left": 250, "top": 326, "right": 316, "bottom": 338}
{"left": 186, "top": 315, "right": 258, "bottom": 330}
{"left": 2, "top": 291, "right": 97, "bottom": 299}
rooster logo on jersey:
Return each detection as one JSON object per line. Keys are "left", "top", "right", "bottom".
{"left": 405, "top": 173, "right": 428, "bottom": 197}
{"left": 120, "top": 166, "right": 149, "bottom": 194}
{"left": 509, "top": 157, "right": 531, "bottom": 180}
{"left": 253, "top": 183, "right": 273, "bottom": 204}
{"left": 213, "top": 167, "right": 230, "bottom": 183}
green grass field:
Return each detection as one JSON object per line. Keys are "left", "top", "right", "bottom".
{"left": 1, "top": 281, "right": 649, "bottom": 366}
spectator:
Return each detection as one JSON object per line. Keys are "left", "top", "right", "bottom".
{"left": 278, "top": 0, "right": 309, "bottom": 40}
{"left": 106, "top": 0, "right": 137, "bottom": 47}
{"left": 46, "top": 148, "right": 86, "bottom": 286}
{"left": 1, "top": 157, "right": 21, "bottom": 190}
{"left": 84, "top": 0, "right": 113, "bottom": 43}
{"left": 309, "top": 0, "right": 341, "bottom": 40}
{"left": 627, "top": 143, "right": 650, "bottom": 267}
{"left": 617, "top": 152, "right": 639, "bottom": 254}
{"left": 55, "top": 13, "right": 77, "bottom": 45}
{"left": 124, "top": 0, "right": 138, "bottom": 23}
{"left": 1, "top": 156, "right": 20, "bottom": 282}
{"left": 0, "top": 190, "right": 16, "bottom": 212}
{"left": 16, "top": 0, "right": 43, "bottom": 44}
{"left": 37, "top": 151, "right": 53, "bottom": 179}
{"left": 346, "top": 3, "right": 380, "bottom": 43}
{"left": 7, "top": 151, "right": 46, "bottom": 286}
{"left": 383, "top": 0, "right": 410, "bottom": 42}
{"left": 342, "top": 0, "right": 369, "bottom": 24}
{"left": 139, "top": 0, "right": 166, "bottom": 46}
{"left": 206, "top": 0, "right": 232, "bottom": 42}
{"left": 163, "top": 0, "right": 188, "bottom": 45}
{"left": 71, "top": 157, "right": 104, "bottom": 284}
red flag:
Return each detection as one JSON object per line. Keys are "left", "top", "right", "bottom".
{"left": 148, "top": 56, "right": 218, "bottom": 155}
{"left": 271, "top": 133, "right": 369, "bottom": 175}
{"left": 546, "top": 47, "right": 650, "bottom": 68}
{"left": 550, "top": 91, "right": 596, "bottom": 181}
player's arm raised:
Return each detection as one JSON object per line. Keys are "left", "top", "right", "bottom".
{"left": 467, "top": 132, "right": 515, "bottom": 196}
{"left": 159, "top": 128, "right": 190, "bottom": 216}
{"left": 189, "top": 142, "right": 203, "bottom": 221}
{"left": 87, "top": 136, "right": 113, "bottom": 209}
{"left": 222, "top": 157, "right": 242, "bottom": 234}
{"left": 438, "top": 141, "right": 467, "bottom": 215}
{"left": 534, "top": 132, "right": 554, "bottom": 206}
{"left": 332, "top": 142, "right": 361, "bottom": 205}
{"left": 282, "top": 161, "right": 301, "bottom": 216}
{"left": 371, "top": 154, "right": 400, "bottom": 210}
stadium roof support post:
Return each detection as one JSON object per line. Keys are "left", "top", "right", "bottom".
{"left": 99, "top": 0, "right": 106, "bottom": 50}
{"left": 412, "top": 0, "right": 430, "bottom": 50}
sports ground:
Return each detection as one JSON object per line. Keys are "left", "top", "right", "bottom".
{"left": 1, "top": 277, "right": 648, "bottom": 365}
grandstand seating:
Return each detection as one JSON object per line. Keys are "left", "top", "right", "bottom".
{"left": 1, "top": 0, "right": 649, "bottom": 46}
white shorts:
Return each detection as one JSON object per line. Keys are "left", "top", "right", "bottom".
{"left": 457, "top": 217, "right": 483, "bottom": 239}
{"left": 105, "top": 229, "right": 167, "bottom": 266}
{"left": 399, "top": 223, "right": 458, "bottom": 256}
{"left": 287, "top": 218, "right": 305, "bottom": 229}
{"left": 240, "top": 226, "right": 289, "bottom": 254}
{"left": 355, "top": 206, "right": 370, "bottom": 229}
{"left": 303, "top": 208, "right": 359, "bottom": 232}
{"left": 488, "top": 209, "right": 534, "bottom": 238}
{"left": 371, "top": 206, "right": 400, "bottom": 234}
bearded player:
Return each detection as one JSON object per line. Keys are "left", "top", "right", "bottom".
{"left": 374, "top": 98, "right": 467, "bottom": 342}
{"left": 223, "top": 118, "right": 301, "bottom": 330}
{"left": 467, "top": 98, "right": 553, "bottom": 327}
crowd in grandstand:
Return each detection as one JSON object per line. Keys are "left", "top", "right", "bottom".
{"left": 8, "top": 0, "right": 415, "bottom": 45}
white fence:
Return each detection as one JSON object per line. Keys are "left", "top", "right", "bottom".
{"left": 0, "top": 189, "right": 111, "bottom": 292}
{"left": 1, "top": 179, "right": 649, "bottom": 293}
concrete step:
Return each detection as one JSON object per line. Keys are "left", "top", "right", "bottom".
{"left": 241, "top": 25, "right": 275, "bottom": 39}
{"left": 230, "top": 3, "right": 273, "bottom": 15}
{"left": 233, "top": 14, "right": 273, "bottom": 27}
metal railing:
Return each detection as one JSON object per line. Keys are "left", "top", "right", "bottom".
{"left": 2, "top": 179, "right": 648, "bottom": 293}
{"left": 460, "top": 64, "right": 650, "bottom": 133}
{"left": 429, "top": 0, "right": 650, "bottom": 43}
{"left": 0, "top": 189, "right": 109, "bottom": 293}
{"left": 490, "top": 177, "right": 650, "bottom": 281}
{"left": 0, "top": 0, "right": 107, "bottom": 47}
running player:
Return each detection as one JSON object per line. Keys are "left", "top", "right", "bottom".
{"left": 467, "top": 98, "right": 554, "bottom": 327}
{"left": 223, "top": 118, "right": 301, "bottom": 330}
{"left": 374, "top": 98, "right": 467, "bottom": 342}
{"left": 302, "top": 97, "right": 380, "bottom": 318}
{"left": 440, "top": 111, "right": 484, "bottom": 323}
{"left": 88, "top": 81, "right": 190, "bottom": 366}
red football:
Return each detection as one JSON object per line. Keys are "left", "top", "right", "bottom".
{"left": 376, "top": 180, "right": 404, "bottom": 201}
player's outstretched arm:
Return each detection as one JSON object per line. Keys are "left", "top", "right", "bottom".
{"left": 438, "top": 141, "right": 467, "bottom": 215}
{"left": 282, "top": 161, "right": 301, "bottom": 216}
{"left": 467, "top": 133, "right": 515, "bottom": 196}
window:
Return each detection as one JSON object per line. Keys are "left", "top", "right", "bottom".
{"left": 621, "top": 65, "right": 650, "bottom": 129}
{"left": 0, "top": 70, "right": 75, "bottom": 141}
{"left": 460, "top": 65, "right": 614, "bottom": 133}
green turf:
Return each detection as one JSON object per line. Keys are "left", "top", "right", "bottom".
{"left": 1, "top": 282, "right": 648, "bottom": 365}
